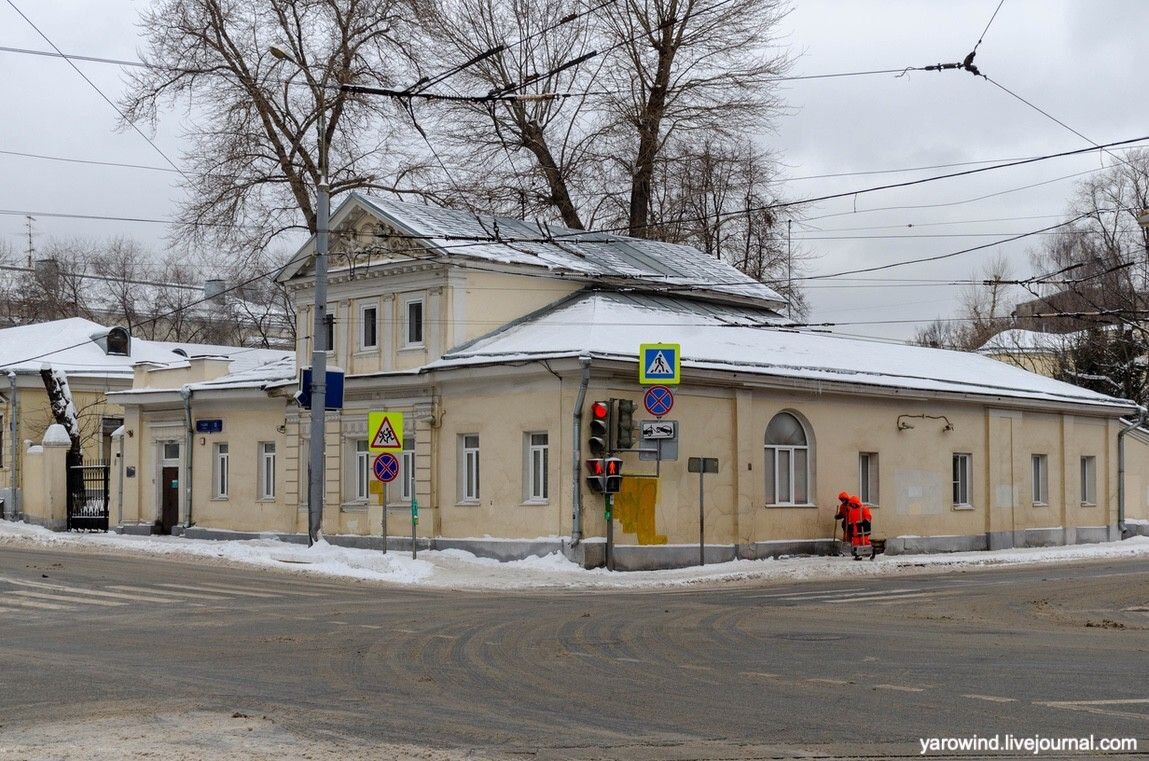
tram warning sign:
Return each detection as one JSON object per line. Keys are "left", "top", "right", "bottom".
{"left": 368, "top": 411, "right": 404, "bottom": 452}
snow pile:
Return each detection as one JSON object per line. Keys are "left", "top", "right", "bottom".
{"left": 2, "top": 520, "right": 1148, "bottom": 589}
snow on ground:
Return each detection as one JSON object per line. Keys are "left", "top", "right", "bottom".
{"left": 2, "top": 520, "right": 1149, "bottom": 589}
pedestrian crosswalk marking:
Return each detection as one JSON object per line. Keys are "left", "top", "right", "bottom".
{"left": 155, "top": 582, "right": 281, "bottom": 598}
{"left": 3, "top": 597, "right": 73, "bottom": 610}
{"left": 108, "top": 585, "right": 231, "bottom": 601}
{"left": 826, "top": 590, "right": 958, "bottom": 604}
{"left": 11, "top": 590, "right": 124, "bottom": 607}
{"left": 0, "top": 577, "right": 187, "bottom": 604}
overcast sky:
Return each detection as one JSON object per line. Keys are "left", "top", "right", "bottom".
{"left": 3, "top": 0, "right": 1149, "bottom": 341}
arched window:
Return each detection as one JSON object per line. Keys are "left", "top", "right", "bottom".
{"left": 106, "top": 326, "right": 130, "bottom": 356}
{"left": 764, "top": 412, "right": 810, "bottom": 505}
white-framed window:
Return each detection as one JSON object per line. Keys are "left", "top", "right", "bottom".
{"left": 323, "top": 310, "right": 334, "bottom": 353}
{"left": 859, "top": 452, "right": 878, "bottom": 505}
{"left": 526, "top": 432, "right": 549, "bottom": 502}
{"left": 404, "top": 297, "right": 424, "bottom": 347}
{"left": 764, "top": 412, "right": 810, "bottom": 505}
{"left": 353, "top": 439, "right": 370, "bottom": 501}
{"left": 460, "top": 434, "right": 480, "bottom": 502}
{"left": 1080, "top": 455, "right": 1097, "bottom": 504}
{"left": 1031, "top": 453, "right": 1048, "bottom": 504}
{"left": 212, "top": 442, "right": 229, "bottom": 499}
{"left": 258, "top": 441, "right": 276, "bottom": 500}
{"left": 952, "top": 453, "right": 972, "bottom": 506}
{"left": 163, "top": 441, "right": 180, "bottom": 461}
{"left": 387, "top": 436, "right": 416, "bottom": 504}
{"left": 359, "top": 302, "right": 378, "bottom": 350}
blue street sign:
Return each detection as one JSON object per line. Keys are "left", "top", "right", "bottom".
{"left": 643, "top": 385, "right": 674, "bottom": 417}
{"left": 373, "top": 452, "right": 400, "bottom": 483}
{"left": 639, "top": 343, "right": 681, "bottom": 384}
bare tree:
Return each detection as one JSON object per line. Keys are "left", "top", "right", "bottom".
{"left": 419, "top": 0, "right": 791, "bottom": 236}
{"left": 913, "top": 254, "right": 1016, "bottom": 350}
{"left": 121, "top": 0, "right": 433, "bottom": 256}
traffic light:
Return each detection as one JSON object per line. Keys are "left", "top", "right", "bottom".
{"left": 588, "top": 400, "right": 611, "bottom": 456}
{"left": 614, "top": 399, "right": 635, "bottom": 449}
{"left": 604, "top": 456, "right": 623, "bottom": 494}
{"left": 585, "top": 458, "right": 606, "bottom": 492}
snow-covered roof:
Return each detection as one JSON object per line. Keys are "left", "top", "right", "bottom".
{"left": 978, "top": 329, "right": 1082, "bottom": 355}
{"left": 427, "top": 292, "right": 1136, "bottom": 412}
{"left": 281, "top": 193, "right": 787, "bottom": 309}
{"left": 0, "top": 318, "right": 293, "bottom": 389}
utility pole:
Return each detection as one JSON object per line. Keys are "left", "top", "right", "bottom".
{"left": 24, "top": 216, "right": 35, "bottom": 267}
{"left": 270, "top": 45, "right": 329, "bottom": 547}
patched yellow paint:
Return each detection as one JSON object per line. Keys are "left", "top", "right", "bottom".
{"left": 613, "top": 476, "right": 665, "bottom": 545}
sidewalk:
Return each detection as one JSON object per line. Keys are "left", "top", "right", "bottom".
{"left": 2, "top": 520, "right": 1148, "bottom": 590}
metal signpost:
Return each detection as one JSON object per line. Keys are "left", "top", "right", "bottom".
{"left": 411, "top": 497, "right": 419, "bottom": 559}
{"left": 373, "top": 452, "right": 399, "bottom": 552}
{"left": 688, "top": 457, "right": 719, "bottom": 566}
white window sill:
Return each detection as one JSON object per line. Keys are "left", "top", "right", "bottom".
{"left": 522, "top": 499, "right": 549, "bottom": 506}
{"left": 340, "top": 503, "right": 368, "bottom": 513}
{"left": 1032, "top": 501, "right": 1048, "bottom": 507}
{"left": 1080, "top": 502, "right": 1097, "bottom": 508}
{"left": 952, "top": 504, "right": 975, "bottom": 511}
{"left": 399, "top": 345, "right": 425, "bottom": 352}
{"left": 256, "top": 497, "right": 277, "bottom": 503}
{"left": 764, "top": 503, "right": 817, "bottom": 509}
{"left": 457, "top": 500, "right": 480, "bottom": 506}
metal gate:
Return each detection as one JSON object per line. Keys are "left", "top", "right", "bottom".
{"left": 67, "top": 463, "right": 109, "bottom": 531}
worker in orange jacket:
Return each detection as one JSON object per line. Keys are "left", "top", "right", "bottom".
{"left": 847, "top": 495, "right": 873, "bottom": 560}
{"left": 833, "top": 491, "right": 852, "bottom": 548}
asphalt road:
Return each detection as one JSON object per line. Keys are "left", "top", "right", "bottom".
{"left": 0, "top": 545, "right": 1146, "bottom": 759}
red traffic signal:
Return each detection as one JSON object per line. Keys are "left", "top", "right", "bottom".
{"left": 585, "top": 458, "right": 606, "bottom": 492}
{"left": 588, "top": 400, "right": 611, "bottom": 456}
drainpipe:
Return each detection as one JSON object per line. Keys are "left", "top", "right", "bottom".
{"left": 180, "top": 385, "right": 194, "bottom": 528}
{"left": 570, "top": 355, "right": 592, "bottom": 546}
{"left": 1117, "top": 406, "right": 1147, "bottom": 537}
{"left": 111, "top": 426, "right": 125, "bottom": 527}
{"left": 8, "top": 371, "right": 18, "bottom": 520}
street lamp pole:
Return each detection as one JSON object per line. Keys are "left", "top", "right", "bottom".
{"left": 308, "top": 168, "right": 329, "bottom": 546}
{"left": 271, "top": 46, "right": 328, "bottom": 546}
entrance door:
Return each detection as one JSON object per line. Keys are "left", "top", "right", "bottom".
{"left": 160, "top": 466, "right": 179, "bottom": 534}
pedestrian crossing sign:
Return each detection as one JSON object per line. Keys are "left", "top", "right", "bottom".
{"left": 368, "top": 411, "right": 404, "bottom": 452}
{"left": 639, "top": 343, "right": 681, "bottom": 385}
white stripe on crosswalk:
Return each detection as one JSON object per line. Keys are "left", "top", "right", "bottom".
{"left": 1, "top": 597, "right": 74, "bottom": 610}
{"left": 10, "top": 591, "right": 124, "bottom": 607}
{"left": 825, "top": 590, "right": 959, "bottom": 604}
{"left": 0, "top": 577, "right": 188, "bottom": 604}
{"left": 153, "top": 583, "right": 281, "bottom": 598}
{"left": 107, "top": 585, "right": 232, "bottom": 601}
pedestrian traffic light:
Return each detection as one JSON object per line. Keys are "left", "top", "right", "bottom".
{"left": 588, "top": 400, "right": 611, "bottom": 456}
{"left": 604, "top": 456, "right": 623, "bottom": 494}
{"left": 614, "top": 398, "right": 635, "bottom": 449}
{"left": 585, "top": 458, "right": 606, "bottom": 492}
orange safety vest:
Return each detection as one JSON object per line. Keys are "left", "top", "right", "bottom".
{"left": 847, "top": 504, "right": 872, "bottom": 546}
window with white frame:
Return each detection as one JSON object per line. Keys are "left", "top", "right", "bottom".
{"left": 323, "top": 312, "right": 334, "bottom": 353}
{"left": 764, "top": 412, "right": 810, "bottom": 505}
{"left": 258, "top": 441, "right": 276, "bottom": 500}
{"left": 460, "top": 434, "right": 480, "bottom": 502}
{"left": 405, "top": 298, "right": 424, "bottom": 347}
{"left": 212, "top": 442, "right": 229, "bottom": 498}
{"left": 952, "top": 453, "right": 972, "bottom": 506}
{"left": 526, "top": 432, "right": 549, "bottom": 502}
{"left": 859, "top": 452, "right": 879, "bottom": 505}
{"left": 353, "top": 439, "right": 370, "bottom": 501}
{"left": 387, "top": 436, "right": 416, "bottom": 504}
{"left": 1031, "top": 453, "right": 1048, "bottom": 504}
{"left": 359, "top": 303, "right": 378, "bottom": 350}
{"left": 1080, "top": 455, "right": 1097, "bottom": 504}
